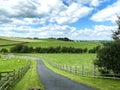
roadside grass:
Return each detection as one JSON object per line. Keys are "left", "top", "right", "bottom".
{"left": 11, "top": 60, "right": 44, "bottom": 90}
{"left": 34, "top": 53, "right": 120, "bottom": 90}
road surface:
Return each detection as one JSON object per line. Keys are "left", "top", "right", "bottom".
{"left": 37, "top": 60, "right": 96, "bottom": 90}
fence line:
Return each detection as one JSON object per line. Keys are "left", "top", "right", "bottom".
{"left": 0, "top": 64, "right": 31, "bottom": 90}
{"left": 46, "top": 60, "right": 120, "bottom": 79}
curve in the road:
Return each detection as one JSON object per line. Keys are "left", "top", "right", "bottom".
{"left": 37, "top": 60, "right": 96, "bottom": 90}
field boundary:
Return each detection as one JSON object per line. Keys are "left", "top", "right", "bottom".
{"left": 0, "top": 63, "right": 31, "bottom": 90}
{"left": 44, "top": 58, "right": 120, "bottom": 80}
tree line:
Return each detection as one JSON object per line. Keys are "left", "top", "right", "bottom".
{"left": 0, "top": 44, "right": 101, "bottom": 53}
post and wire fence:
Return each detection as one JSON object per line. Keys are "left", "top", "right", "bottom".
{"left": 45, "top": 59, "right": 120, "bottom": 79}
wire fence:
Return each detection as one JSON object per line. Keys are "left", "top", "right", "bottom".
{"left": 45, "top": 59, "right": 120, "bottom": 79}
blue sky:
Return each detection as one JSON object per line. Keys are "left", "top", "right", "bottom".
{"left": 0, "top": 0, "right": 120, "bottom": 40}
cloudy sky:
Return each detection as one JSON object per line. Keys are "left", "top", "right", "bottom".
{"left": 0, "top": 0, "right": 120, "bottom": 40}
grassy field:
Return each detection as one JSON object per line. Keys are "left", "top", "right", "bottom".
{"left": 0, "top": 36, "right": 102, "bottom": 50}
{"left": 0, "top": 36, "right": 43, "bottom": 42}
{"left": 36, "top": 53, "right": 96, "bottom": 66}
{"left": 0, "top": 39, "right": 19, "bottom": 45}
{"left": 0, "top": 55, "right": 29, "bottom": 71}
{"left": 25, "top": 40, "right": 101, "bottom": 49}
{"left": 33, "top": 53, "right": 120, "bottom": 90}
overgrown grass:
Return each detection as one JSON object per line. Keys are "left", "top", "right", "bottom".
{"left": 11, "top": 60, "right": 44, "bottom": 90}
{"left": 34, "top": 53, "right": 120, "bottom": 90}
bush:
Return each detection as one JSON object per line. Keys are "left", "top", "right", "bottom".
{"left": 0, "top": 48, "right": 8, "bottom": 53}
{"left": 88, "top": 45, "right": 101, "bottom": 53}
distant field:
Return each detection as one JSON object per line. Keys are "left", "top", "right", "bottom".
{"left": 0, "top": 36, "right": 102, "bottom": 50}
{"left": 25, "top": 40, "right": 101, "bottom": 49}
{"left": 0, "top": 36, "right": 44, "bottom": 42}
{"left": 37, "top": 53, "right": 96, "bottom": 66}
{"left": 0, "top": 39, "right": 20, "bottom": 45}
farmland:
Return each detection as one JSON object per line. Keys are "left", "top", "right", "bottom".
{"left": 0, "top": 36, "right": 102, "bottom": 50}
{"left": 0, "top": 36, "right": 120, "bottom": 90}
{"left": 0, "top": 55, "right": 29, "bottom": 71}
{"left": 36, "top": 53, "right": 96, "bottom": 66}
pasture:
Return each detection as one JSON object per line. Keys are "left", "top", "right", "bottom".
{"left": 37, "top": 53, "right": 96, "bottom": 66}
{"left": 25, "top": 40, "right": 101, "bottom": 49}
{"left": 0, "top": 36, "right": 102, "bottom": 51}
{"left": 0, "top": 55, "right": 29, "bottom": 71}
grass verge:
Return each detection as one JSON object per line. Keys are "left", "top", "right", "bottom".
{"left": 11, "top": 60, "right": 44, "bottom": 90}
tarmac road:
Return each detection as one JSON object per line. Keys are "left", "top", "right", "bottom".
{"left": 37, "top": 60, "right": 96, "bottom": 90}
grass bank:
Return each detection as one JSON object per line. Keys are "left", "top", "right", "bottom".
{"left": 11, "top": 60, "right": 44, "bottom": 90}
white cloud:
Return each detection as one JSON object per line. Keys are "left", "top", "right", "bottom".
{"left": 90, "top": 0, "right": 107, "bottom": 7}
{"left": 55, "top": 3, "right": 93, "bottom": 24}
{"left": 0, "top": 0, "right": 117, "bottom": 40}
{"left": 91, "top": 0, "right": 120, "bottom": 22}
{"left": 0, "top": 23, "right": 116, "bottom": 40}
{"left": 90, "top": 0, "right": 100, "bottom": 7}
{"left": 68, "top": 25, "right": 116, "bottom": 40}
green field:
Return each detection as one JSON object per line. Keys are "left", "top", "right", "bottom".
{"left": 36, "top": 53, "right": 96, "bottom": 66}
{"left": 0, "top": 37, "right": 102, "bottom": 51}
{"left": 0, "top": 39, "right": 19, "bottom": 46}
{"left": 25, "top": 40, "right": 101, "bottom": 49}
{"left": 0, "top": 55, "right": 29, "bottom": 71}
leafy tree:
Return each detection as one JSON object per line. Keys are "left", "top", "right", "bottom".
{"left": 88, "top": 45, "right": 101, "bottom": 53}
{"left": 94, "top": 41, "right": 120, "bottom": 74}
{"left": 0, "top": 48, "right": 8, "bottom": 53}
{"left": 112, "top": 16, "right": 120, "bottom": 40}
{"left": 10, "top": 44, "right": 24, "bottom": 53}
{"left": 94, "top": 17, "right": 120, "bottom": 76}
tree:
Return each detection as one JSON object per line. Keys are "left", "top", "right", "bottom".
{"left": 112, "top": 16, "right": 120, "bottom": 40}
{"left": 94, "top": 16, "right": 120, "bottom": 76}
{"left": 0, "top": 48, "right": 8, "bottom": 53}
{"left": 94, "top": 41, "right": 120, "bottom": 74}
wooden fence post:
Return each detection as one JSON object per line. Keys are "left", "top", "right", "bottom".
{"left": 75, "top": 66, "right": 77, "bottom": 75}
{"left": 94, "top": 65, "right": 96, "bottom": 77}
{"left": 0, "top": 72, "right": 1, "bottom": 80}
{"left": 82, "top": 65, "right": 84, "bottom": 76}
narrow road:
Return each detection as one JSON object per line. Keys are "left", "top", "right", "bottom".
{"left": 37, "top": 60, "right": 96, "bottom": 90}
